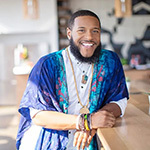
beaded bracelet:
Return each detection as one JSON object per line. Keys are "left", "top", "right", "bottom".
{"left": 80, "top": 114, "right": 86, "bottom": 131}
{"left": 84, "top": 114, "right": 89, "bottom": 131}
{"left": 87, "top": 113, "right": 92, "bottom": 130}
{"left": 76, "top": 113, "right": 92, "bottom": 131}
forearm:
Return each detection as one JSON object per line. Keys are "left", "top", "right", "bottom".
{"left": 32, "top": 111, "right": 77, "bottom": 130}
{"left": 100, "top": 103, "right": 122, "bottom": 118}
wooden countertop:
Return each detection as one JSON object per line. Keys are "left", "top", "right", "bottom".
{"left": 97, "top": 86, "right": 150, "bottom": 150}
{"left": 124, "top": 69, "right": 150, "bottom": 81}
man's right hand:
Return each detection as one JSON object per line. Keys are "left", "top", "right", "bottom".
{"left": 73, "top": 129, "right": 97, "bottom": 150}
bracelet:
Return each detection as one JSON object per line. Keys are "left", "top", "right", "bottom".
{"left": 84, "top": 119, "right": 90, "bottom": 131}
{"left": 87, "top": 113, "right": 92, "bottom": 130}
{"left": 76, "top": 113, "right": 92, "bottom": 131}
{"left": 76, "top": 114, "right": 81, "bottom": 130}
{"left": 80, "top": 114, "right": 86, "bottom": 131}
{"left": 84, "top": 114, "right": 90, "bottom": 130}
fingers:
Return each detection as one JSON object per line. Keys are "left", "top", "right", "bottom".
{"left": 105, "top": 115, "right": 116, "bottom": 127}
{"left": 73, "top": 131, "right": 80, "bottom": 148}
{"left": 103, "top": 114, "right": 116, "bottom": 127}
{"left": 81, "top": 132, "right": 88, "bottom": 150}
{"left": 73, "top": 131, "right": 88, "bottom": 150}
{"left": 87, "top": 129, "right": 96, "bottom": 147}
{"left": 87, "top": 134, "right": 92, "bottom": 147}
{"left": 73, "top": 130, "right": 96, "bottom": 150}
{"left": 76, "top": 132, "right": 84, "bottom": 150}
{"left": 75, "top": 131, "right": 88, "bottom": 150}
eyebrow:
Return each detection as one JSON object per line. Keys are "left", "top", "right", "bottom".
{"left": 93, "top": 27, "right": 100, "bottom": 30}
{"left": 78, "top": 27, "right": 85, "bottom": 29}
{"left": 78, "top": 27, "right": 100, "bottom": 30}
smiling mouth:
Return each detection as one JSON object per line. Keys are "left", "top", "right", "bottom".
{"left": 82, "top": 43, "right": 94, "bottom": 47}
{"left": 80, "top": 40, "right": 97, "bottom": 48}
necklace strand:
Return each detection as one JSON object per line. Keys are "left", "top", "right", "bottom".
{"left": 66, "top": 47, "right": 94, "bottom": 108}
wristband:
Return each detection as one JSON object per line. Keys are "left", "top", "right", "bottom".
{"left": 87, "top": 113, "right": 92, "bottom": 130}
{"left": 84, "top": 119, "right": 90, "bottom": 131}
{"left": 76, "top": 114, "right": 81, "bottom": 130}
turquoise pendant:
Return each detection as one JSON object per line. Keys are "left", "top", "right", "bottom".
{"left": 81, "top": 75, "right": 88, "bottom": 84}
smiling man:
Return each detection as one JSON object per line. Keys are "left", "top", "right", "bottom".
{"left": 16, "top": 10, "right": 129, "bottom": 150}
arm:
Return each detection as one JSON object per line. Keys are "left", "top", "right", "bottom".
{"left": 32, "top": 111, "right": 77, "bottom": 130}
{"left": 32, "top": 103, "right": 120, "bottom": 130}
{"left": 100, "top": 103, "right": 121, "bottom": 117}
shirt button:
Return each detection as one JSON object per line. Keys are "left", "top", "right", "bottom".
{"left": 68, "top": 131, "right": 71, "bottom": 134}
{"left": 81, "top": 86, "right": 83, "bottom": 88}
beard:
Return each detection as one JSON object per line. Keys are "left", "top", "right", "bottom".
{"left": 69, "top": 38, "right": 101, "bottom": 64}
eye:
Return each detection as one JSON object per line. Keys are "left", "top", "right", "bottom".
{"left": 93, "top": 30, "right": 99, "bottom": 33}
{"left": 78, "top": 29, "right": 85, "bottom": 33}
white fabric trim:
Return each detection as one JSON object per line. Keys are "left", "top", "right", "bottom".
{"left": 30, "top": 107, "right": 42, "bottom": 119}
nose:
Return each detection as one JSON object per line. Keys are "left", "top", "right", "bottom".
{"left": 85, "top": 30, "right": 93, "bottom": 40}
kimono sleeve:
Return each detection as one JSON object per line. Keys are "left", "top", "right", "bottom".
{"left": 18, "top": 56, "right": 62, "bottom": 121}
{"left": 104, "top": 52, "right": 129, "bottom": 104}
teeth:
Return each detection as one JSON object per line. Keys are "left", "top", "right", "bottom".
{"left": 82, "top": 43, "right": 93, "bottom": 46}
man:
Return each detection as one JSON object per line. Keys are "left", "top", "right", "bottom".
{"left": 16, "top": 10, "right": 128, "bottom": 150}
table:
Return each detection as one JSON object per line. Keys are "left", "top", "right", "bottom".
{"left": 124, "top": 69, "right": 150, "bottom": 81}
{"left": 97, "top": 86, "right": 150, "bottom": 150}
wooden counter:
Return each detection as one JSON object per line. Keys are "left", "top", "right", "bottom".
{"left": 124, "top": 69, "right": 150, "bottom": 81}
{"left": 97, "top": 86, "right": 150, "bottom": 150}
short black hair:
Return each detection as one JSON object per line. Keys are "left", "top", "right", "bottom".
{"left": 68, "top": 10, "right": 101, "bottom": 30}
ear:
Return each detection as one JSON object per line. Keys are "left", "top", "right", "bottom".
{"left": 67, "top": 27, "right": 71, "bottom": 40}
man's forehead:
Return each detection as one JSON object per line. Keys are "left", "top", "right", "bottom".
{"left": 73, "top": 16, "right": 100, "bottom": 28}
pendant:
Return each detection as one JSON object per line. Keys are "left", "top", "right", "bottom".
{"left": 80, "top": 106, "right": 90, "bottom": 114}
{"left": 81, "top": 75, "right": 88, "bottom": 84}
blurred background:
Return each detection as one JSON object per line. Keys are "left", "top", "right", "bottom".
{"left": 0, "top": 0, "right": 150, "bottom": 150}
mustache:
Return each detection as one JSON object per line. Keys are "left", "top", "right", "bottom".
{"left": 80, "top": 40, "right": 97, "bottom": 45}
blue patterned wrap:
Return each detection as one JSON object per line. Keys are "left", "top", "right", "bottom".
{"left": 16, "top": 49, "right": 129, "bottom": 150}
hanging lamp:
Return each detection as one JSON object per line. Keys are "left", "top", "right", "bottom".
{"left": 115, "top": 0, "right": 132, "bottom": 17}
{"left": 23, "top": 0, "right": 39, "bottom": 19}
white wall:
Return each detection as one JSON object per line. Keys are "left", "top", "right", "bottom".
{"left": 0, "top": 0, "right": 58, "bottom": 51}
{"left": 0, "top": 0, "right": 59, "bottom": 80}
{"left": 0, "top": 0, "right": 59, "bottom": 105}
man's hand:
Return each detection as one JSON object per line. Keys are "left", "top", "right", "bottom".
{"left": 73, "top": 129, "right": 96, "bottom": 150}
{"left": 91, "top": 110, "right": 116, "bottom": 128}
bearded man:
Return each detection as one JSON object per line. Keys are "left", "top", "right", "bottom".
{"left": 16, "top": 10, "right": 128, "bottom": 150}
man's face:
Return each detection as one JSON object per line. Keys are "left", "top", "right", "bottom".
{"left": 67, "top": 16, "right": 101, "bottom": 58}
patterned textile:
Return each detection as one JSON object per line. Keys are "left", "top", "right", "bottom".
{"left": 16, "top": 49, "right": 129, "bottom": 150}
